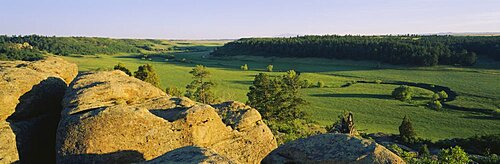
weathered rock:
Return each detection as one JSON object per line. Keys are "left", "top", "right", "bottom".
{"left": 0, "top": 57, "right": 78, "bottom": 163}
{"left": 146, "top": 146, "right": 235, "bottom": 164}
{"left": 56, "top": 70, "right": 277, "bottom": 163}
{"left": 262, "top": 133, "right": 405, "bottom": 164}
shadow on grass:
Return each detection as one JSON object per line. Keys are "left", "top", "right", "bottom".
{"left": 310, "top": 93, "right": 391, "bottom": 100}
{"left": 462, "top": 115, "right": 499, "bottom": 120}
{"left": 230, "top": 80, "right": 253, "bottom": 85}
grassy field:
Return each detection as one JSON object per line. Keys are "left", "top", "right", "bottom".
{"left": 61, "top": 40, "right": 500, "bottom": 141}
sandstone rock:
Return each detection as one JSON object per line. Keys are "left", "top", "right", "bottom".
{"left": 0, "top": 57, "right": 78, "bottom": 163}
{"left": 262, "top": 133, "right": 405, "bottom": 164}
{"left": 56, "top": 70, "right": 277, "bottom": 163}
{"left": 146, "top": 146, "right": 235, "bottom": 164}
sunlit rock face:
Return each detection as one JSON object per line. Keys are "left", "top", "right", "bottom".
{"left": 0, "top": 57, "right": 78, "bottom": 163}
{"left": 56, "top": 70, "right": 277, "bottom": 163}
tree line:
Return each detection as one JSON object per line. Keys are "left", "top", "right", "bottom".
{"left": 211, "top": 35, "right": 500, "bottom": 66}
{"left": 0, "top": 35, "right": 153, "bottom": 59}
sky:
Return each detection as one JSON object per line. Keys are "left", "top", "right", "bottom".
{"left": 1, "top": 0, "right": 499, "bottom": 39}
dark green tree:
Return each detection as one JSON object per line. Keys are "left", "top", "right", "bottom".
{"left": 419, "top": 144, "right": 431, "bottom": 157}
{"left": 399, "top": 116, "right": 417, "bottom": 143}
{"left": 266, "top": 64, "right": 273, "bottom": 72}
{"left": 185, "top": 65, "right": 216, "bottom": 104}
{"left": 247, "top": 70, "right": 307, "bottom": 121}
{"left": 392, "top": 85, "right": 413, "bottom": 101}
{"left": 134, "top": 64, "right": 160, "bottom": 88}
{"left": 113, "top": 63, "right": 132, "bottom": 76}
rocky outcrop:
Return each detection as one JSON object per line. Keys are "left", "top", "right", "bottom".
{"left": 262, "top": 133, "right": 405, "bottom": 164}
{"left": 56, "top": 70, "right": 277, "bottom": 163}
{"left": 0, "top": 57, "right": 78, "bottom": 163}
{"left": 146, "top": 146, "right": 235, "bottom": 164}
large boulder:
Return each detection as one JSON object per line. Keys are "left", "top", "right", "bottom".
{"left": 146, "top": 146, "right": 235, "bottom": 164}
{"left": 0, "top": 57, "right": 78, "bottom": 163}
{"left": 262, "top": 133, "right": 405, "bottom": 164}
{"left": 56, "top": 70, "right": 277, "bottom": 163}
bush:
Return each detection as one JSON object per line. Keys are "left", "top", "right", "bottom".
{"left": 419, "top": 144, "right": 431, "bottom": 157}
{"left": 113, "top": 63, "right": 132, "bottom": 76}
{"left": 266, "top": 64, "right": 273, "bottom": 72}
{"left": 375, "top": 79, "right": 383, "bottom": 84}
{"left": 439, "top": 146, "right": 469, "bottom": 164}
{"left": 428, "top": 100, "right": 443, "bottom": 111}
{"left": 302, "top": 79, "right": 313, "bottom": 88}
{"left": 392, "top": 85, "right": 413, "bottom": 101}
{"left": 240, "top": 64, "right": 249, "bottom": 71}
{"left": 134, "top": 64, "right": 161, "bottom": 88}
{"left": 399, "top": 116, "right": 417, "bottom": 143}
{"left": 317, "top": 81, "right": 325, "bottom": 88}
{"left": 165, "top": 86, "right": 183, "bottom": 97}
{"left": 438, "top": 90, "right": 448, "bottom": 100}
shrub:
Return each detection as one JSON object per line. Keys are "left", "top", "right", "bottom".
{"left": 419, "top": 144, "right": 431, "bottom": 157}
{"left": 428, "top": 100, "right": 443, "bottom": 111}
{"left": 266, "top": 64, "right": 273, "bottom": 72}
{"left": 134, "top": 64, "right": 161, "bottom": 88}
{"left": 392, "top": 85, "right": 413, "bottom": 101}
{"left": 317, "top": 81, "right": 325, "bottom": 88}
{"left": 113, "top": 63, "right": 132, "bottom": 76}
{"left": 399, "top": 116, "right": 417, "bottom": 143}
{"left": 375, "top": 79, "right": 382, "bottom": 84}
{"left": 240, "top": 64, "right": 249, "bottom": 71}
{"left": 302, "top": 79, "right": 312, "bottom": 88}
{"left": 165, "top": 86, "right": 183, "bottom": 97}
{"left": 438, "top": 91, "right": 448, "bottom": 100}
{"left": 439, "top": 146, "right": 469, "bottom": 164}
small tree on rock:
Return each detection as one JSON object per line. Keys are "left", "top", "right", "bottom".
{"left": 399, "top": 115, "right": 417, "bottom": 143}
{"left": 113, "top": 63, "right": 132, "bottom": 76}
{"left": 165, "top": 86, "right": 183, "bottom": 97}
{"left": 185, "top": 65, "right": 216, "bottom": 104}
{"left": 327, "top": 111, "right": 358, "bottom": 135}
{"left": 134, "top": 64, "right": 160, "bottom": 88}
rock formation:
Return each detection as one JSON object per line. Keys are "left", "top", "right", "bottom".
{"left": 262, "top": 133, "right": 405, "bottom": 164}
{"left": 56, "top": 70, "right": 277, "bottom": 163}
{"left": 0, "top": 57, "right": 78, "bottom": 163}
{"left": 146, "top": 146, "right": 235, "bottom": 164}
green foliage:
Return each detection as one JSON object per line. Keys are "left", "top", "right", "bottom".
{"left": 428, "top": 100, "right": 443, "bottom": 111}
{"left": 437, "top": 91, "right": 448, "bottom": 100}
{"left": 266, "top": 119, "right": 322, "bottom": 145}
{"left": 434, "top": 134, "right": 500, "bottom": 155}
{"left": 432, "top": 93, "right": 440, "bottom": 100}
{"left": 389, "top": 144, "right": 418, "bottom": 162}
{"left": 185, "top": 65, "right": 217, "bottom": 104}
{"left": 113, "top": 63, "right": 132, "bottom": 76}
{"left": 438, "top": 146, "right": 469, "bottom": 164}
{"left": 266, "top": 64, "right": 273, "bottom": 72}
{"left": 301, "top": 79, "right": 313, "bottom": 88}
{"left": 0, "top": 42, "right": 43, "bottom": 61}
{"left": 211, "top": 35, "right": 500, "bottom": 66}
{"left": 399, "top": 116, "right": 417, "bottom": 143}
{"left": 392, "top": 85, "right": 414, "bottom": 101}
{"left": 134, "top": 64, "right": 161, "bottom": 88}
{"left": 240, "top": 64, "right": 249, "bottom": 71}
{"left": 247, "top": 70, "right": 307, "bottom": 121}
{"left": 471, "top": 154, "right": 500, "bottom": 164}
{"left": 375, "top": 79, "right": 383, "bottom": 84}
{"left": 165, "top": 86, "right": 183, "bottom": 97}
{"left": 317, "top": 81, "right": 325, "bottom": 88}
{"left": 419, "top": 144, "right": 431, "bottom": 157}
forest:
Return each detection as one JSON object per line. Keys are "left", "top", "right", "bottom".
{"left": 211, "top": 35, "right": 500, "bottom": 66}
{"left": 0, "top": 35, "right": 149, "bottom": 60}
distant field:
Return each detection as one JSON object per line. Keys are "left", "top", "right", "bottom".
{"left": 61, "top": 40, "right": 500, "bottom": 141}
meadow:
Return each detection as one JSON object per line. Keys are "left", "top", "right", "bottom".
{"left": 61, "top": 40, "right": 500, "bottom": 141}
